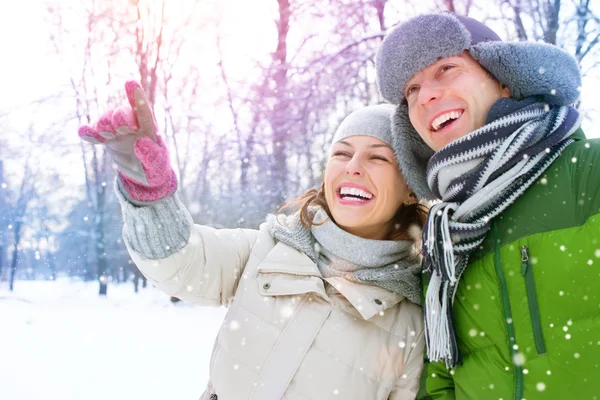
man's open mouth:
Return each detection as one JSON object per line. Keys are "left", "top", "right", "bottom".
{"left": 430, "top": 110, "right": 464, "bottom": 132}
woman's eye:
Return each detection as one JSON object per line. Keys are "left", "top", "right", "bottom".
{"left": 371, "top": 155, "right": 389, "bottom": 162}
{"left": 332, "top": 151, "right": 351, "bottom": 158}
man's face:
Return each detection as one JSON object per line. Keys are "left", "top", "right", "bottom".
{"left": 404, "top": 51, "right": 511, "bottom": 151}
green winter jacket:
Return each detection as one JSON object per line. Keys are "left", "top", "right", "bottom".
{"left": 419, "top": 130, "right": 600, "bottom": 400}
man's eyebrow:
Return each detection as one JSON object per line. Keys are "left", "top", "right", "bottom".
{"left": 337, "top": 140, "right": 353, "bottom": 147}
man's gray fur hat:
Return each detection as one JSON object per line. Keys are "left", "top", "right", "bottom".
{"left": 375, "top": 12, "right": 582, "bottom": 200}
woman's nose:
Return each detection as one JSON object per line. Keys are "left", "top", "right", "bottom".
{"left": 345, "top": 156, "right": 364, "bottom": 176}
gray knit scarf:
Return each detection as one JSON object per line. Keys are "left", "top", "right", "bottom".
{"left": 423, "top": 97, "right": 581, "bottom": 368}
{"left": 266, "top": 207, "right": 423, "bottom": 305}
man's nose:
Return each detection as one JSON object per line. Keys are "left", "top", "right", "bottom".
{"left": 418, "top": 80, "right": 442, "bottom": 106}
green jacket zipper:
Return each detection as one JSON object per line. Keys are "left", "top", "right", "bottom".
{"left": 521, "top": 245, "right": 547, "bottom": 355}
{"left": 492, "top": 222, "right": 524, "bottom": 400}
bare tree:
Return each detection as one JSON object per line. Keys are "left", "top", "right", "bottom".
{"left": 7, "top": 160, "right": 36, "bottom": 291}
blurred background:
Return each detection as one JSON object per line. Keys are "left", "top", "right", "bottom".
{"left": 1, "top": 0, "right": 599, "bottom": 399}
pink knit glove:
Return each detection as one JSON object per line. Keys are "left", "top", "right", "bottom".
{"left": 78, "top": 81, "right": 177, "bottom": 203}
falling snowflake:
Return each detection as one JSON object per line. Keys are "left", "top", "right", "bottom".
{"left": 229, "top": 320, "right": 240, "bottom": 331}
{"left": 280, "top": 306, "right": 294, "bottom": 319}
{"left": 513, "top": 353, "right": 526, "bottom": 366}
{"left": 189, "top": 202, "right": 201, "bottom": 214}
{"left": 536, "top": 382, "right": 546, "bottom": 392}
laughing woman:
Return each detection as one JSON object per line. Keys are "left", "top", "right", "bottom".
{"left": 78, "top": 81, "right": 427, "bottom": 400}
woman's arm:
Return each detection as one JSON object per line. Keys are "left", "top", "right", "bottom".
{"left": 118, "top": 188, "right": 260, "bottom": 307}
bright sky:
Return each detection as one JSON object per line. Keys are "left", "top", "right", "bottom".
{"left": 0, "top": 0, "right": 277, "bottom": 109}
{"left": 1, "top": 0, "right": 598, "bottom": 186}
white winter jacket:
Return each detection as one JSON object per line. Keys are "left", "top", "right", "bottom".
{"left": 127, "top": 221, "right": 424, "bottom": 400}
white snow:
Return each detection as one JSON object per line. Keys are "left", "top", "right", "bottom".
{"left": 0, "top": 279, "right": 227, "bottom": 400}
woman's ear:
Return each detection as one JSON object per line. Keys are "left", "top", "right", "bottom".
{"left": 405, "top": 191, "right": 418, "bottom": 206}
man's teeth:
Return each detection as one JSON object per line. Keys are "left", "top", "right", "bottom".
{"left": 340, "top": 187, "right": 372, "bottom": 200}
{"left": 432, "top": 111, "right": 462, "bottom": 131}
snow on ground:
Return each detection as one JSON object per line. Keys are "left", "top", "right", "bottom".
{"left": 0, "top": 279, "right": 227, "bottom": 400}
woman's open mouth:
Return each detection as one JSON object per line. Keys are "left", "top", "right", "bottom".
{"left": 336, "top": 185, "right": 374, "bottom": 205}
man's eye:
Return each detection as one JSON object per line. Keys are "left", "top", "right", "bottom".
{"left": 440, "top": 64, "right": 455, "bottom": 73}
{"left": 405, "top": 85, "right": 419, "bottom": 97}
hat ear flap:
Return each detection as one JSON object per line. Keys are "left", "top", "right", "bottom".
{"left": 391, "top": 103, "right": 437, "bottom": 201}
{"left": 470, "top": 41, "right": 581, "bottom": 106}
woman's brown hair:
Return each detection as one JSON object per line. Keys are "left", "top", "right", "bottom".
{"left": 280, "top": 180, "right": 429, "bottom": 241}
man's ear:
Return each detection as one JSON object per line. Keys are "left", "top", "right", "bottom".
{"left": 500, "top": 83, "right": 511, "bottom": 98}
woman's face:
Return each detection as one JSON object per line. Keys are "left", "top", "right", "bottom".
{"left": 324, "top": 135, "right": 413, "bottom": 240}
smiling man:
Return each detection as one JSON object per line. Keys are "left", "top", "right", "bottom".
{"left": 376, "top": 12, "right": 600, "bottom": 400}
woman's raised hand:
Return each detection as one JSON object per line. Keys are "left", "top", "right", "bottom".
{"left": 78, "top": 81, "right": 177, "bottom": 203}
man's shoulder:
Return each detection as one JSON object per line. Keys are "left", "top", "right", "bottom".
{"left": 550, "top": 132, "right": 600, "bottom": 190}
{"left": 472, "top": 131, "right": 600, "bottom": 259}
{"left": 559, "top": 130, "right": 600, "bottom": 159}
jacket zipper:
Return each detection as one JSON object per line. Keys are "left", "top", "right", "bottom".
{"left": 521, "top": 245, "right": 547, "bottom": 355}
{"left": 492, "top": 222, "right": 524, "bottom": 400}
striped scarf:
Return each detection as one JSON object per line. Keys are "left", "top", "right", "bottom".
{"left": 423, "top": 97, "right": 581, "bottom": 368}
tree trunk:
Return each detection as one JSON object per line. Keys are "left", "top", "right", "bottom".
{"left": 0, "top": 244, "right": 4, "bottom": 280}
{"left": 93, "top": 152, "right": 108, "bottom": 296}
{"left": 8, "top": 222, "right": 22, "bottom": 292}
{"left": 543, "top": 0, "right": 561, "bottom": 45}
{"left": 269, "top": 0, "right": 291, "bottom": 208}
